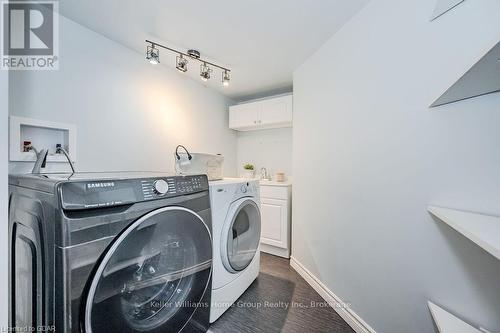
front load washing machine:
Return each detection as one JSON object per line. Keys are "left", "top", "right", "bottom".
{"left": 9, "top": 172, "right": 212, "bottom": 333}
{"left": 208, "top": 178, "right": 261, "bottom": 323}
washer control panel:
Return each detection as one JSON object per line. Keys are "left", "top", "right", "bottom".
{"left": 141, "top": 175, "right": 207, "bottom": 200}
{"left": 153, "top": 179, "right": 169, "bottom": 195}
{"left": 60, "top": 174, "right": 209, "bottom": 210}
{"left": 141, "top": 179, "right": 173, "bottom": 199}
{"left": 175, "top": 175, "right": 205, "bottom": 194}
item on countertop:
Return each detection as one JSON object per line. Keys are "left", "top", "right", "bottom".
{"left": 242, "top": 163, "right": 255, "bottom": 179}
{"left": 260, "top": 167, "right": 271, "bottom": 180}
{"left": 174, "top": 145, "right": 224, "bottom": 180}
{"left": 275, "top": 172, "right": 285, "bottom": 182}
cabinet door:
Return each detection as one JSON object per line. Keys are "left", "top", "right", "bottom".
{"left": 229, "top": 103, "right": 261, "bottom": 130}
{"left": 259, "top": 95, "right": 292, "bottom": 127}
{"left": 260, "top": 198, "right": 288, "bottom": 249}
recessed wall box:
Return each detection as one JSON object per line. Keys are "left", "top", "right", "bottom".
{"left": 9, "top": 116, "right": 77, "bottom": 163}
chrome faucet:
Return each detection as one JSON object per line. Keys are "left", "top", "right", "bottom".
{"left": 260, "top": 167, "right": 269, "bottom": 180}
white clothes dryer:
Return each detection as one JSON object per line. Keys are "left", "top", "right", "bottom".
{"left": 208, "top": 178, "right": 261, "bottom": 323}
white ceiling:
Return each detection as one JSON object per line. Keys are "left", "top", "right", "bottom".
{"left": 58, "top": 0, "right": 369, "bottom": 101}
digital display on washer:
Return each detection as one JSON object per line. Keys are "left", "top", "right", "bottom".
{"left": 60, "top": 180, "right": 142, "bottom": 210}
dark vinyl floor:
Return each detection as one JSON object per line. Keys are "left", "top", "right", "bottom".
{"left": 208, "top": 253, "right": 355, "bottom": 333}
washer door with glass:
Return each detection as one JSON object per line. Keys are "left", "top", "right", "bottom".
{"left": 221, "top": 198, "right": 261, "bottom": 273}
{"left": 84, "top": 207, "right": 212, "bottom": 333}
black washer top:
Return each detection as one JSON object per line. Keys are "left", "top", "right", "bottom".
{"left": 9, "top": 172, "right": 209, "bottom": 210}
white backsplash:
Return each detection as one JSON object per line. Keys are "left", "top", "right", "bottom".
{"left": 236, "top": 127, "right": 292, "bottom": 180}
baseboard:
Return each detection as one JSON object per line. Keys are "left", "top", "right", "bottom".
{"left": 260, "top": 244, "right": 290, "bottom": 258}
{"left": 290, "top": 256, "right": 376, "bottom": 333}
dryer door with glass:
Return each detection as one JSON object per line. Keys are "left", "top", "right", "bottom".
{"left": 84, "top": 207, "right": 212, "bottom": 333}
{"left": 221, "top": 198, "right": 261, "bottom": 273}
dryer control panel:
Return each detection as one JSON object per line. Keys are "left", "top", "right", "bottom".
{"left": 60, "top": 174, "right": 209, "bottom": 210}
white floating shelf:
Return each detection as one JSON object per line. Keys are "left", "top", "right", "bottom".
{"left": 428, "top": 302, "right": 481, "bottom": 333}
{"left": 428, "top": 206, "right": 500, "bottom": 260}
{"left": 430, "top": 0, "right": 465, "bottom": 21}
{"left": 430, "top": 41, "right": 500, "bottom": 107}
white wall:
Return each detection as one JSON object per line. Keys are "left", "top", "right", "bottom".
{"left": 9, "top": 15, "right": 237, "bottom": 175}
{"left": 1, "top": 66, "right": 9, "bottom": 331}
{"left": 292, "top": 0, "right": 500, "bottom": 332}
{"left": 236, "top": 128, "right": 293, "bottom": 179}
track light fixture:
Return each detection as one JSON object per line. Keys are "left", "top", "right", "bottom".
{"left": 222, "top": 70, "right": 230, "bottom": 87}
{"left": 200, "top": 63, "right": 212, "bottom": 81}
{"left": 176, "top": 55, "right": 188, "bottom": 72}
{"left": 146, "top": 44, "right": 160, "bottom": 65}
{"left": 145, "top": 40, "right": 231, "bottom": 86}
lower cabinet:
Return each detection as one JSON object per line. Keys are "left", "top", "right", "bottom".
{"left": 260, "top": 184, "right": 291, "bottom": 258}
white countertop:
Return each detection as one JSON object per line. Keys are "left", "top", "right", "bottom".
{"left": 209, "top": 178, "right": 292, "bottom": 187}
{"left": 259, "top": 179, "right": 292, "bottom": 187}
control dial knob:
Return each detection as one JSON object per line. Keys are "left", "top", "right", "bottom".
{"left": 153, "top": 179, "right": 169, "bottom": 195}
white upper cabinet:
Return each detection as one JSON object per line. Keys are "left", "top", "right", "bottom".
{"left": 228, "top": 102, "right": 262, "bottom": 129}
{"left": 229, "top": 94, "right": 292, "bottom": 131}
{"left": 259, "top": 95, "right": 293, "bottom": 126}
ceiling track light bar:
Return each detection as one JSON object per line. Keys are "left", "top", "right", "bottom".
{"left": 145, "top": 39, "right": 230, "bottom": 72}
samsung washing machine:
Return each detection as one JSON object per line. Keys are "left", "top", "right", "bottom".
{"left": 208, "top": 178, "right": 261, "bottom": 323}
{"left": 9, "top": 172, "right": 213, "bottom": 333}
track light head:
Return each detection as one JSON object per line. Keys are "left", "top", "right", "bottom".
{"left": 200, "top": 63, "right": 212, "bottom": 81}
{"left": 149, "top": 57, "right": 159, "bottom": 65}
{"left": 222, "top": 70, "right": 230, "bottom": 87}
{"left": 146, "top": 44, "right": 160, "bottom": 65}
{"left": 176, "top": 55, "right": 188, "bottom": 72}
{"left": 188, "top": 49, "right": 201, "bottom": 59}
